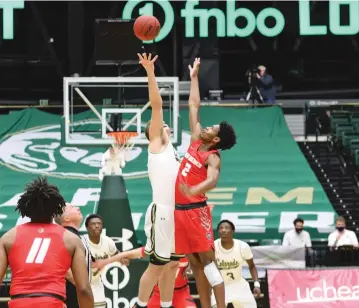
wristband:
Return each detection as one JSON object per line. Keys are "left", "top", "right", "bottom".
{"left": 254, "top": 281, "right": 260, "bottom": 288}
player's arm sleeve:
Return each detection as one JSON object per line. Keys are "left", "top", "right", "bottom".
{"left": 241, "top": 242, "right": 254, "bottom": 260}
{"left": 0, "top": 238, "right": 8, "bottom": 284}
{"left": 71, "top": 237, "right": 94, "bottom": 307}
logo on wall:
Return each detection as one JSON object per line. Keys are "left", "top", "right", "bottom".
{"left": 102, "top": 262, "right": 138, "bottom": 308}
{"left": 0, "top": 122, "right": 191, "bottom": 180}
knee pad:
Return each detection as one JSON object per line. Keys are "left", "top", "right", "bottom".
{"left": 204, "top": 262, "right": 223, "bottom": 287}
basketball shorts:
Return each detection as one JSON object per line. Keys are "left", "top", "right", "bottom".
{"left": 148, "top": 285, "right": 196, "bottom": 308}
{"left": 144, "top": 203, "right": 183, "bottom": 265}
{"left": 175, "top": 203, "right": 214, "bottom": 254}
{"left": 91, "top": 277, "right": 107, "bottom": 308}
{"left": 211, "top": 279, "right": 257, "bottom": 308}
{"left": 9, "top": 297, "right": 65, "bottom": 308}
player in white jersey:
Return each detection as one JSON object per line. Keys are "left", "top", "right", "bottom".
{"left": 83, "top": 214, "right": 118, "bottom": 308}
{"left": 133, "top": 53, "right": 182, "bottom": 308}
{"left": 211, "top": 220, "right": 261, "bottom": 308}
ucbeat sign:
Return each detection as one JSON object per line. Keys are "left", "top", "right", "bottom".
{"left": 123, "top": 0, "right": 359, "bottom": 43}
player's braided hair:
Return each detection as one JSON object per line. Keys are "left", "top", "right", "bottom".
{"left": 217, "top": 121, "right": 237, "bottom": 151}
{"left": 16, "top": 176, "right": 66, "bottom": 223}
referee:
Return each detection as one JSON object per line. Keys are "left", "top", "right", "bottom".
{"left": 55, "top": 202, "right": 92, "bottom": 308}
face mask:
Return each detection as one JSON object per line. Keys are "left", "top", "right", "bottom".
{"left": 337, "top": 227, "right": 345, "bottom": 232}
{"left": 295, "top": 228, "right": 303, "bottom": 233}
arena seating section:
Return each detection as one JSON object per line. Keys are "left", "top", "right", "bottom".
{"left": 300, "top": 110, "right": 359, "bottom": 235}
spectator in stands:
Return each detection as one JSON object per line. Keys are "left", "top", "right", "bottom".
{"left": 255, "top": 65, "right": 275, "bottom": 104}
{"left": 328, "top": 216, "right": 358, "bottom": 248}
{"left": 282, "top": 218, "right": 312, "bottom": 248}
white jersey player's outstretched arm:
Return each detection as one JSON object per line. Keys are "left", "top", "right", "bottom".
{"left": 92, "top": 247, "right": 144, "bottom": 269}
{"left": 188, "top": 58, "right": 202, "bottom": 142}
{"left": 138, "top": 53, "right": 163, "bottom": 144}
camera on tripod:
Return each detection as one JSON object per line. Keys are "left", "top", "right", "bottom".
{"left": 245, "top": 66, "right": 260, "bottom": 82}
{"left": 245, "top": 65, "right": 264, "bottom": 104}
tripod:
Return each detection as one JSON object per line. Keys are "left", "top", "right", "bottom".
{"left": 245, "top": 85, "right": 264, "bottom": 105}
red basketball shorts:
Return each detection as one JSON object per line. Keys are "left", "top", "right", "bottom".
{"left": 148, "top": 286, "right": 196, "bottom": 308}
{"left": 174, "top": 204, "right": 214, "bottom": 254}
{"left": 9, "top": 297, "right": 65, "bottom": 308}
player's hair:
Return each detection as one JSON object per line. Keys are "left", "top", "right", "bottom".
{"left": 16, "top": 177, "right": 66, "bottom": 223}
{"left": 145, "top": 121, "right": 151, "bottom": 140}
{"left": 293, "top": 217, "right": 304, "bottom": 225}
{"left": 216, "top": 121, "right": 237, "bottom": 151}
{"left": 85, "top": 214, "right": 103, "bottom": 227}
{"left": 217, "top": 219, "right": 235, "bottom": 231}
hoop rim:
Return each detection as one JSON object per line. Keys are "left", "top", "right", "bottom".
{"left": 107, "top": 131, "right": 138, "bottom": 145}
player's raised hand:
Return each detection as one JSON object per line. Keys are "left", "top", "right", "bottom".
{"left": 188, "top": 58, "right": 200, "bottom": 79}
{"left": 138, "top": 53, "right": 158, "bottom": 72}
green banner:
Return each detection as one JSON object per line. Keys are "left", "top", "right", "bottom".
{"left": 0, "top": 107, "right": 335, "bottom": 243}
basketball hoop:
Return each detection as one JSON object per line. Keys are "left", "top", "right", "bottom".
{"left": 107, "top": 131, "right": 138, "bottom": 149}
{"left": 104, "top": 131, "right": 138, "bottom": 173}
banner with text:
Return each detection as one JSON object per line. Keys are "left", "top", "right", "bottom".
{"left": 242, "top": 246, "right": 305, "bottom": 278}
{"left": 268, "top": 268, "right": 359, "bottom": 308}
{"left": 0, "top": 107, "right": 336, "bottom": 242}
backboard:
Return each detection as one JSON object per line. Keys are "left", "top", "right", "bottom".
{"left": 62, "top": 77, "right": 180, "bottom": 148}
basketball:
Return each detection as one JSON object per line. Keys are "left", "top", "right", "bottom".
{"left": 133, "top": 15, "right": 161, "bottom": 41}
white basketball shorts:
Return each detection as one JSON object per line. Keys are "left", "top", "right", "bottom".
{"left": 144, "top": 203, "right": 182, "bottom": 265}
{"left": 211, "top": 279, "right": 257, "bottom": 308}
{"left": 91, "top": 276, "right": 107, "bottom": 308}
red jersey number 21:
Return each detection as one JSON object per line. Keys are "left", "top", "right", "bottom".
{"left": 181, "top": 163, "right": 192, "bottom": 177}
{"left": 25, "top": 238, "right": 51, "bottom": 264}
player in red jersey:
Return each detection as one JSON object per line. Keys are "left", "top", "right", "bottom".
{"left": 0, "top": 177, "right": 94, "bottom": 308}
{"left": 174, "top": 58, "right": 237, "bottom": 308}
{"left": 93, "top": 248, "right": 196, "bottom": 308}
{"left": 148, "top": 257, "right": 195, "bottom": 308}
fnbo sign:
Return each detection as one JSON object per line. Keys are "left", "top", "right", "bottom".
{"left": 2, "top": 0, "right": 359, "bottom": 41}
{"left": 123, "top": 0, "right": 359, "bottom": 42}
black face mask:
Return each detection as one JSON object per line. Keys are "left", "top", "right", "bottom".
{"left": 295, "top": 228, "right": 303, "bottom": 233}
{"left": 337, "top": 227, "right": 345, "bottom": 232}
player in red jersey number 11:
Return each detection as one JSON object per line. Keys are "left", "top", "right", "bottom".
{"left": 174, "top": 58, "right": 237, "bottom": 308}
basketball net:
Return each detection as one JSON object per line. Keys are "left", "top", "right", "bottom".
{"left": 106, "top": 131, "right": 137, "bottom": 174}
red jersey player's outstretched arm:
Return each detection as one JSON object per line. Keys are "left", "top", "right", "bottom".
{"left": 182, "top": 154, "right": 220, "bottom": 196}
{"left": 65, "top": 231, "right": 94, "bottom": 308}
{"left": 138, "top": 53, "right": 163, "bottom": 151}
{"left": 188, "top": 58, "right": 202, "bottom": 142}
